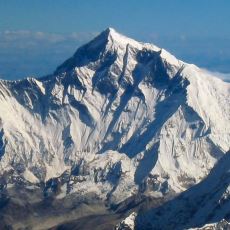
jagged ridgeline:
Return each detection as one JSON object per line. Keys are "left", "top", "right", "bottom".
{"left": 0, "top": 28, "right": 229, "bottom": 229}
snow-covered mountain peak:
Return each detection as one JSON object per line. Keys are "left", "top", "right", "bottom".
{"left": 0, "top": 29, "right": 229, "bottom": 222}
{"left": 54, "top": 28, "right": 183, "bottom": 77}
{"left": 0, "top": 28, "right": 230, "bottom": 229}
{"left": 103, "top": 27, "right": 154, "bottom": 49}
{"left": 103, "top": 27, "right": 181, "bottom": 67}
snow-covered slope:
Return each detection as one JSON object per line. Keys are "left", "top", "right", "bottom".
{"left": 0, "top": 28, "right": 229, "bottom": 207}
{"left": 134, "top": 151, "right": 230, "bottom": 230}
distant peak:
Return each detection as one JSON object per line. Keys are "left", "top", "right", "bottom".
{"left": 104, "top": 27, "right": 117, "bottom": 34}
{"left": 100, "top": 28, "right": 162, "bottom": 54}
{"left": 104, "top": 27, "right": 123, "bottom": 38}
{"left": 55, "top": 28, "right": 171, "bottom": 74}
{"left": 99, "top": 27, "right": 144, "bottom": 49}
{"left": 100, "top": 27, "right": 122, "bottom": 40}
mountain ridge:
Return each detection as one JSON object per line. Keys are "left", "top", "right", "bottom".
{"left": 0, "top": 28, "right": 229, "bottom": 229}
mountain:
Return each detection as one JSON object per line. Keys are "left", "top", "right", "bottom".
{"left": 0, "top": 28, "right": 229, "bottom": 229}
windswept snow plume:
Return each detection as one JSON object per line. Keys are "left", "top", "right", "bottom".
{"left": 202, "top": 69, "right": 230, "bottom": 82}
{"left": 0, "top": 28, "right": 229, "bottom": 229}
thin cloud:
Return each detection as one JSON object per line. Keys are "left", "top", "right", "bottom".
{"left": 0, "top": 30, "right": 97, "bottom": 45}
{"left": 0, "top": 30, "right": 98, "bottom": 79}
{"left": 210, "top": 71, "right": 230, "bottom": 82}
{"left": 202, "top": 69, "right": 230, "bottom": 82}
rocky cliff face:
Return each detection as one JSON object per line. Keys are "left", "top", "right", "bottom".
{"left": 0, "top": 28, "right": 229, "bottom": 229}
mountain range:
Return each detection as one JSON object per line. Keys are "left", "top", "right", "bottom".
{"left": 0, "top": 28, "right": 229, "bottom": 230}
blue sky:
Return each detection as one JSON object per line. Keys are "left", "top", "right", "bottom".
{"left": 0, "top": 0, "right": 230, "bottom": 80}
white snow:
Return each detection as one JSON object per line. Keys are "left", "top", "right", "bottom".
{"left": 0, "top": 28, "right": 229, "bottom": 206}
{"left": 115, "top": 212, "right": 137, "bottom": 230}
{"left": 23, "top": 168, "right": 39, "bottom": 183}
